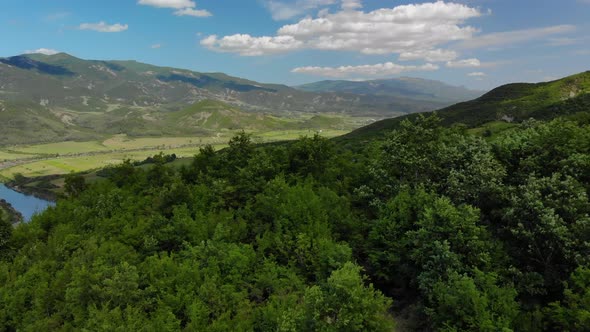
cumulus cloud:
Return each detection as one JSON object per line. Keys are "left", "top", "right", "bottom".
{"left": 341, "top": 0, "right": 362, "bottom": 10}
{"left": 24, "top": 48, "right": 60, "bottom": 55}
{"left": 265, "top": 0, "right": 337, "bottom": 20}
{"left": 151, "top": 44, "right": 162, "bottom": 49}
{"left": 79, "top": 21, "right": 128, "bottom": 32}
{"left": 399, "top": 49, "right": 458, "bottom": 62}
{"left": 138, "top": 0, "right": 195, "bottom": 9}
{"left": 201, "top": 34, "right": 303, "bottom": 56}
{"left": 446, "top": 58, "right": 481, "bottom": 68}
{"left": 202, "top": 1, "right": 482, "bottom": 60}
{"left": 174, "top": 7, "right": 212, "bottom": 17}
{"left": 138, "top": 0, "right": 211, "bottom": 17}
{"left": 458, "top": 25, "right": 576, "bottom": 49}
{"left": 467, "top": 72, "right": 486, "bottom": 77}
{"left": 291, "top": 62, "right": 439, "bottom": 78}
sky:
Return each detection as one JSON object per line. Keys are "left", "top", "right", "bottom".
{"left": 1, "top": 0, "right": 589, "bottom": 90}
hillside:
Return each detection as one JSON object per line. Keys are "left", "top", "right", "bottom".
{"left": 1, "top": 53, "right": 473, "bottom": 116}
{"left": 0, "top": 53, "right": 481, "bottom": 145}
{"left": 296, "top": 77, "right": 483, "bottom": 104}
{"left": 342, "top": 71, "right": 590, "bottom": 143}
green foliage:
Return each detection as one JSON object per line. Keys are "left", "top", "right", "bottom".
{"left": 302, "top": 263, "right": 394, "bottom": 331}
{"left": 0, "top": 213, "right": 12, "bottom": 257}
{"left": 288, "top": 133, "right": 335, "bottom": 179}
{"left": 502, "top": 173, "right": 590, "bottom": 294}
{"left": 64, "top": 173, "right": 87, "bottom": 197}
{"left": 427, "top": 270, "right": 519, "bottom": 331}
{"left": 342, "top": 71, "right": 590, "bottom": 143}
{"left": 1, "top": 110, "right": 590, "bottom": 331}
{"left": 547, "top": 266, "right": 590, "bottom": 331}
{"left": 0, "top": 132, "right": 393, "bottom": 331}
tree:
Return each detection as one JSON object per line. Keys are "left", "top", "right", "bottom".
{"left": 0, "top": 213, "right": 12, "bottom": 257}
{"left": 427, "top": 269, "right": 519, "bottom": 331}
{"left": 64, "top": 173, "right": 87, "bottom": 197}
{"left": 288, "top": 134, "right": 334, "bottom": 180}
{"left": 368, "top": 188, "right": 495, "bottom": 293}
{"left": 547, "top": 266, "right": 590, "bottom": 331}
{"left": 502, "top": 173, "right": 590, "bottom": 295}
{"left": 302, "top": 262, "right": 394, "bottom": 331}
{"left": 377, "top": 114, "right": 443, "bottom": 191}
{"left": 225, "top": 131, "right": 254, "bottom": 172}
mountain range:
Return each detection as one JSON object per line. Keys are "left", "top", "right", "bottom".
{"left": 0, "top": 53, "right": 481, "bottom": 145}
{"left": 296, "top": 77, "right": 483, "bottom": 103}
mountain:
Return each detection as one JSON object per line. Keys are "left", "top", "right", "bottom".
{"left": 341, "top": 71, "right": 590, "bottom": 143}
{"left": 0, "top": 53, "right": 465, "bottom": 117}
{"left": 296, "top": 77, "right": 484, "bottom": 105}
{"left": 0, "top": 53, "right": 481, "bottom": 145}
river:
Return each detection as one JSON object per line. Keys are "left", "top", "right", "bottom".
{"left": 0, "top": 183, "right": 55, "bottom": 222}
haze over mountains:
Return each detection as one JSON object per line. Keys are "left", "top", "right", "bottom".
{"left": 296, "top": 78, "right": 483, "bottom": 104}
{"left": 0, "top": 52, "right": 481, "bottom": 145}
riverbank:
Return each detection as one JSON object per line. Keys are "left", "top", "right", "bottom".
{"left": 5, "top": 175, "right": 60, "bottom": 202}
{"left": 0, "top": 199, "right": 24, "bottom": 225}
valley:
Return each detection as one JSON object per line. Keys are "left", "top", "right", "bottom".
{"left": 0, "top": 52, "right": 476, "bottom": 188}
{"left": 0, "top": 129, "right": 349, "bottom": 181}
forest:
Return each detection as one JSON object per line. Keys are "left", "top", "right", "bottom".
{"left": 0, "top": 114, "right": 589, "bottom": 331}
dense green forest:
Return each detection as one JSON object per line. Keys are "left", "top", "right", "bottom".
{"left": 1, "top": 113, "right": 589, "bottom": 331}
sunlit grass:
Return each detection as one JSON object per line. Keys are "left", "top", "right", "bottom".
{"left": 0, "top": 129, "right": 351, "bottom": 180}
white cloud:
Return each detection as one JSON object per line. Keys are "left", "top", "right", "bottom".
{"left": 151, "top": 44, "right": 162, "bottom": 49}
{"left": 24, "top": 48, "right": 60, "bottom": 55}
{"left": 399, "top": 49, "right": 458, "bottom": 62}
{"left": 79, "top": 21, "right": 128, "bottom": 32}
{"left": 459, "top": 25, "right": 576, "bottom": 49}
{"left": 446, "top": 58, "right": 480, "bottom": 68}
{"left": 266, "top": 0, "right": 337, "bottom": 21}
{"left": 138, "top": 0, "right": 195, "bottom": 9}
{"left": 203, "top": 1, "right": 482, "bottom": 60}
{"left": 291, "top": 62, "right": 439, "bottom": 78}
{"left": 467, "top": 71, "right": 486, "bottom": 77}
{"left": 201, "top": 34, "right": 303, "bottom": 56}
{"left": 174, "top": 7, "right": 212, "bottom": 17}
{"left": 341, "top": 0, "right": 362, "bottom": 10}
{"left": 138, "top": 0, "right": 211, "bottom": 17}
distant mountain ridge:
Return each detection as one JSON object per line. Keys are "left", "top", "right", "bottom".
{"left": 0, "top": 52, "right": 470, "bottom": 117}
{"left": 0, "top": 52, "right": 483, "bottom": 145}
{"left": 342, "top": 71, "right": 590, "bottom": 142}
{"left": 295, "top": 77, "right": 483, "bottom": 103}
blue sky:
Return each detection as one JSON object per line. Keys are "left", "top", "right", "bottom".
{"left": 1, "top": 0, "right": 589, "bottom": 89}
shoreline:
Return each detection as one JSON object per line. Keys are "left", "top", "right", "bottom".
{"left": 0, "top": 199, "right": 24, "bottom": 226}
{"left": 4, "top": 180, "right": 58, "bottom": 202}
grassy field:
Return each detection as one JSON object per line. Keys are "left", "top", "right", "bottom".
{"left": 0, "top": 129, "right": 347, "bottom": 180}
{"left": 0, "top": 150, "right": 36, "bottom": 161}
{"left": 0, "top": 146, "right": 223, "bottom": 179}
{"left": 10, "top": 141, "right": 110, "bottom": 155}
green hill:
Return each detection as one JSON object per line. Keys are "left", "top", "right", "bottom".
{"left": 165, "top": 100, "right": 288, "bottom": 131}
{"left": 341, "top": 71, "right": 590, "bottom": 143}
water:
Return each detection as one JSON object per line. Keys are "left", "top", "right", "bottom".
{"left": 0, "top": 183, "right": 55, "bottom": 221}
